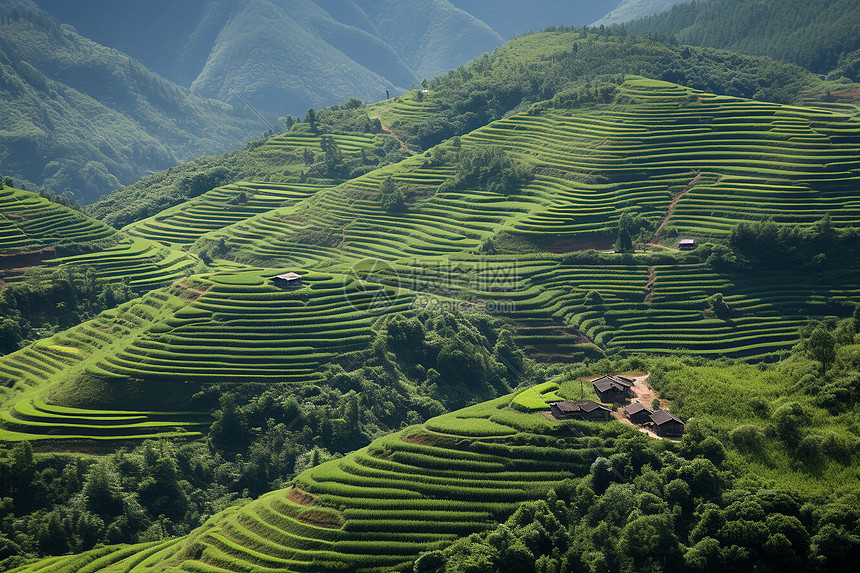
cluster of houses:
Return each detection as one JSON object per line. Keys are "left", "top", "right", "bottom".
{"left": 546, "top": 374, "right": 684, "bottom": 438}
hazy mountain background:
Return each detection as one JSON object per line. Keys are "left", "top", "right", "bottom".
{"left": 0, "top": 0, "right": 268, "bottom": 203}
{"left": 32, "top": 0, "right": 688, "bottom": 118}
{"left": 2, "top": 0, "right": 686, "bottom": 202}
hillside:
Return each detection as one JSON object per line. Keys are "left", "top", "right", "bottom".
{"left": 9, "top": 355, "right": 859, "bottom": 571}
{"left": 84, "top": 26, "right": 828, "bottom": 231}
{"left": 33, "top": 0, "right": 686, "bottom": 118}
{"left": 625, "top": 0, "right": 860, "bottom": 76}
{"left": 0, "top": 0, "right": 267, "bottom": 203}
{"left": 2, "top": 76, "right": 859, "bottom": 438}
{"left": 0, "top": 20, "right": 859, "bottom": 571}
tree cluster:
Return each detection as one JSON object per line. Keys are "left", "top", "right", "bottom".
{"left": 438, "top": 146, "right": 532, "bottom": 196}
{"left": 417, "top": 433, "right": 859, "bottom": 573}
{"left": 624, "top": 0, "right": 860, "bottom": 76}
{"left": 0, "top": 267, "right": 133, "bottom": 356}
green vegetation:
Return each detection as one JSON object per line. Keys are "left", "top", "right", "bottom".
{"left": 377, "top": 27, "right": 819, "bottom": 151}
{"left": 87, "top": 102, "right": 406, "bottom": 230}
{"left": 0, "top": 186, "right": 114, "bottom": 253}
{"left": 0, "top": 267, "right": 133, "bottom": 355}
{"left": 626, "top": 0, "right": 860, "bottom": 76}
{"left": 10, "top": 338, "right": 860, "bottom": 571}
{"left": 1, "top": 18, "right": 859, "bottom": 572}
{"left": 0, "top": 1, "right": 266, "bottom": 202}
{"left": 510, "top": 381, "right": 563, "bottom": 412}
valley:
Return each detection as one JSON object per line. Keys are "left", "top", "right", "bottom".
{"left": 0, "top": 11, "right": 858, "bottom": 573}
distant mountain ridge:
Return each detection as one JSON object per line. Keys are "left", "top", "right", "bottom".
{"left": 33, "top": 0, "right": 685, "bottom": 118}
{"left": 0, "top": 0, "right": 267, "bottom": 203}
{"left": 0, "top": 0, "right": 687, "bottom": 203}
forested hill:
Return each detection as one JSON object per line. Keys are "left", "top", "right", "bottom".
{"left": 0, "top": 0, "right": 267, "bottom": 203}
{"left": 32, "top": 0, "right": 684, "bottom": 118}
{"left": 625, "top": 0, "right": 860, "bottom": 77}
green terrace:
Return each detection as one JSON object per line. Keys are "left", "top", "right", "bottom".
{"left": 0, "top": 187, "right": 114, "bottom": 252}
{"left": 0, "top": 269, "right": 421, "bottom": 442}
{"left": 89, "top": 270, "right": 413, "bottom": 384}
{"left": 208, "top": 79, "right": 860, "bottom": 280}
{"left": 368, "top": 91, "right": 443, "bottom": 126}
{"left": 47, "top": 238, "right": 197, "bottom": 289}
{"left": 10, "top": 390, "right": 636, "bottom": 572}
{"left": 263, "top": 132, "right": 378, "bottom": 154}
{"left": 125, "top": 181, "right": 327, "bottom": 247}
{"left": 0, "top": 286, "right": 207, "bottom": 443}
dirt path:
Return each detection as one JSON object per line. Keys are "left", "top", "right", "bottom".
{"left": 648, "top": 172, "right": 701, "bottom": 246}
{"left": 644, "top": 266, "right": 656, "bottom": 303}
{"left": 609, "top": 373, "right": 672, "bottom": 440}
{"left": 380, "top": 123, "right": 416, "bottom": 155}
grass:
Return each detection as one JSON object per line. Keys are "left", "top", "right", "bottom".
{"left": 10, "top": 390, "right": 636, "bottom": 571}
{"left": 2, "top": 77, "right": 860, "bottom": 445}
{"left": 0, "top": 186, "right": 114, "bottom": 253}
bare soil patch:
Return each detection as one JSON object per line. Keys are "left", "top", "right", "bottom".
{"left": 296, "top": 509, "right": 344, "bottom": 529}
{"left": 286, "top": 487, "right": 315, "bottom": 507}
{"left": 380, "top": 123, "right": 416, "bottom": 155}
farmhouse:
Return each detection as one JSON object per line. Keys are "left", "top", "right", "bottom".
{"left": 579, "top": 400, "right": 611, "bottom": 421}
{"left": 679, "top": 238, "right": 696, "bottom": 251}
{"left": 271, "top": 272, "right": 303, "bottom": 289}
{"left": 550, "top": 400, "right": 611, "bottom": 421}
{"left": 591, "top": 375, "right": 634, "bottom": 403}
{"left": 550, "top": 401, "right": 580, "bottom": 419}
{"left": 649, "top": 410, "right": 685, "bottom": 438}
{"left": 625, "top": 402, "right": 653, "bottom": 425}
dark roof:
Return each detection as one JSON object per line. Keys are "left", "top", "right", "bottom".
{"left": 650, "top": 410, "right": 683, "bottom": 425}
{"left": 552, "top": 401, "right": 581, "bottom": 414}
{"left": 272, "top": 272, "right": 302, "bottom": 281}
{"left": 625, "top": 402, "right": 652, "bottom": 416}
{"left": 592, "top": 379, "right": 616, "bottom": 393}
{"left": 592, "top": 375, "right": 633, "bottom": 388}
{"left": 579, "top": 400, "right": 610, "bottom": 413}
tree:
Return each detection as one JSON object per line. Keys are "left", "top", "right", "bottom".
{"left": 615, "top": 227, "right": 633, "bottom": 253}
{"left": 807, "top": 326, "right": 836, "bottom": 373}
{"left": 306, "top": 108, "right": 318, "bottom": 132}
{"left": 379, "top": 176, "right": 405, "bottom": 212}
{"left": 853, "top": 303, "right": 860, "bottom": 335}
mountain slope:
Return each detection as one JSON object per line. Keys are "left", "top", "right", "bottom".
{"left": 0, "top": 0, "right": 267, "bottom": 203}
{"left": 32, "top": 0, "right": 688, "bottom": 118}
{"left": 625, "top": 0, "right": 860, "bottom": 74}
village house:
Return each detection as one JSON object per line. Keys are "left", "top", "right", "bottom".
{"left": 591, "top": 375, "right": 634, "bottom": 403}
{"left": 550, "top": 400, "right": 611, "bottom": 421}
{"left": 679, "top": 238, "right": 696, "bottom": 251}
{"left": 579, "top": 400, "right": 611, "bottom": 421}
{"left": 270, "top": 272, "right": 303, "bottom": 289}
{"left": 550, "top": 401, "right": 580, "bottom": 420}
{"left": 625, "top": 402, "right": 653, "bottom": 425}
{"left": 649, "top": 410, "right": 685, "bottom": 438}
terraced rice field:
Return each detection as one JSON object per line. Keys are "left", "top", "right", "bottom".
{"left": 90, "top": 270, "right": 414, "bottom": 383}
{"left": 2, "top": 78, "right": 859, "bottom": 443}
{"left": 11, "top": 393, "right": 633, "bottom": 572}
{"left": 0, "top": 187, "right": 114, "bottom": 252}
{"left": 48, "top": 238, "right": 197, "bottom": 288}
{"left": 264, "top": 132, "right": 378, "bottom": 154}
{"left": 368, "top": 91, "right": 443, "bottom": 127}
{"left": 0, "top": 286, "right": 207, "bottom": 442}
{"left": 126, "top": 181, "right": 325, "bottom": 247}
{"left": 216, "top": 79, "right": 860, "bottom": 275}
{"left": 0, "top": 268, "right": 419, "bottom": 441}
